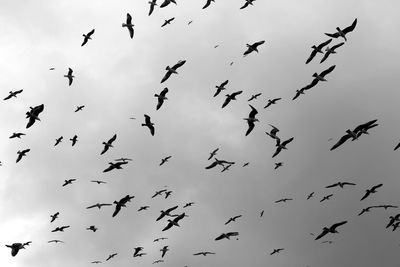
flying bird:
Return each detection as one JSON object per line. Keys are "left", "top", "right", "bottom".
{"left": 160, "top": 0, "right": 177, "bottom": 8}
{"left": 112, "top": 195, "right": 134, "bottom": 217}
{"left": 202, "top": 0, "right": 215, "bottom": 9}
{"left": 48, "top": 240, "right": 64, "bottom": 244}
{"left": 214, "top": 80, "right": 229, "bottom": 97}
{"left": 64, "top": 68, "right": 74, "bottom": 86}
{"left": 320, "top": 42, "right": 344, "bottom": 63}
{"left": 275, "top": 198, "right": 293, "bottom": 203}
{"left": 75, "top": 105, "right": 85, "bottom": 112}
{"left": 103, "top": 161, "right": 128, "bottom": 172}
{"left": 26, "top": 104, "right": 44, "bottom": 128}
{"left": 240, "top": 0, "right": 256, "bottom": 9}
{"left": 160, "top": 60, "right": 186, "bottom": 83}
{"left": 138, "top": 206, "right": 150, "bottom": 211}
{"left": 162, "top": 212, "right": 186, "bottom": 231}
{"left": 215, "top": 232, "right": 239, "bottom": 241}
{"left": 50, "top": 212, "right": 59, "bottom": 223}
{"left": 320, "top": 194, "right": 333, "bottom": 202}
{"left": 222, "top": 91, "right": 242, "bottom": 108}
{"left": 243, "top": 40, "right": 265, "bottom": 56}
{"left": 152, "top": 189, "right": 167, "bottom": 198}
{"left": 51, "top": 226, "right": 70, "bottom": 232}
{"left": 193, "top": 251, "right": 215, "bottom": 256}
{"left": 292, "top": 88, "right": 306, "bottom": 100}
{"left": 133, "top": 247, "right": 144, "bottom": 257}
{"left": 307, "top": 192, "right": 314, "bottom": 200}
{"left": 16, "top": 149, "right": 30, "bottom": 163}
{"left": 325, "top": 18, "right": 357, "bottom": 42}
{"left": 54, "top": 136, "right": 63, "bottom": 146}
{"left": 242, "top": 162, "right": 250, "bottom": 167}
{"left": 205, "top": 158, "right": 234, "bottom": 169}
{"left": 5, "top": 242, "right": 31, "bottom": 257}
{"left": 305, "top": 39, "right": 332, "bottom": 64}
{"left": 358, "top": 206, "right": 375, "bottom": 216}
{"left": 270, "top": 248, "right": 284, "bottom": 255}
{"left": 86, "top": 203, "right": 112, "bottom": 209}
{"left": 156, "top": 205, "right": 178, "bottom": 221}
{"left": 86, "top": 225, "right": 98, "bottom": 232}
{"left": 81, "top": 29, "right": 95, "bottom": 46}
{"left": 62, "top": 179, "right": 76, "bottom": 187}
{"left": 122, "top": 13, "right": 134, "bottom": 38}
{"left": 265, "top": 124, "right": 280, "bottom": 140}
{"left": 183, "top": 202, "right": 194, "bottom": 208}
{"left": 208, "top": 148, "right": 219, "bottom": 160}
{"left": 106, "top": 253, "right": 117, "bottom": 261}
{"left": 142, "top": 114, "right": 155, "bottom": 136}
{"left": 148, "top": 0, "right": 157, "bottom": 16}
{"left": 160, "top": 246, "right": 169, "bottom": 258}
{"left": 315, "top": 221, "right": 347, "bottom": 240}
{"left": 274, "top": 162, "right": 283, "bottom": 169}
{"left": 90, "top": 180, "right": 107, "bottom": 184}
{"left": 326, "top": 181, "right": 356, "bottom": 189}
{"left": 101, "top": 134, "right": 117, "bottom": 155}
{"left": 4, "top": 89, "right": 23, "bottom": 100}
{"left": 244, "top": 104, "right": 258, "bottom": 136}
{"left": 225, "top": 215, "right": 242, "bottom": 225}
{"left": 248, "top": 93, "right": 262, "bottom": 101}
{"left": 361, "top": 183, "right": 383, "bottom": 201}
{"left": 264, "top": 98, "right": 281, "bottom": 109}
{"left": 160, "top": 156, "right": 172, "bottom": 166}
{"left": 161, "top": 17, "right": 175, "bottom": 27}
{"left": 272, "top": 137, "right": 294, "bottom": 158}
{"left": 155, "top": 88, "right": 169, "bottom": 110}
{"left": 70, "top": 135, "right": 78, "bottom": 146}
{"left": 9, "top": 132, "right": 25, "bottom": 139}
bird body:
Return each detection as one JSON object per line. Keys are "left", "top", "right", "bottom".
{"left": 243, "top": 40, "right": 265, "bottom": 56}
{"left": 222, "top": 91, "right": 242, "bottom": 108}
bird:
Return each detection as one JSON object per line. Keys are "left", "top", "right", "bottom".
{"left": 270, "top": 248, "right": 284, "bottom": 255}
{"left": 214, "top": 80, "right": 229, "bottom": 97}
{"left": 9, "top": 132, "right": 25, "bottom": 139}
{"left": 103, "top": 161, "right": 128, "bottom": 172}
{"left": 266, "top": 124, "right": 280, "bottom": 140}
{"left": 155, "top": 88, "right": 169, "bottom": 110}
{"left": 160, "top": 156, "right": 172, "bottom": 166}
{"left": 225, "top": 215, "right": 242, "bottom": 225}
{"left": 202, "top": 0, "right": 215, "bottom": 9}
{"left": 221, "top": 164, "right": 233, "bottom": 172}
{"left": 264, "top": 98, "right": 282, "bottom": 109}
{"left": 307, "top": 192, "right": 314, "bottom": 200}
{"left": 183, "top": 202, "right": 194, "bottom": 208}
{"left": 148, "top": 0, "right": 157, "bottom": 16}
{"left": 4, "top": 89, "right": 23, "bottom": 100}
{"left": 312, "top": 65, "right": 336, "bottom": 82}
{"left": 134, "top": 252, "right": 147, "bottom": 257}
{"left": 305, "top": 39, "right": 332, "bottom": 64}
{"left": 242, "top": 162, "right": 250, "bottom": 167}
{"left": 133, "top": 247, "right": 144, "bottom": 257}
{"left": 326, "top": 181, "right": 356, "bottom": 189}
{"left": 64, "top": 68, "right": 74, "bottom": 86}
{"left": 272, "top": 137, "right": 294, "bottom": 158}
{"left": 101, "top": 134, "right": 117, "bottom": 155}
{"left": 161, "top": 17, "right": 175, "bottom": 27}
{"left": 81, "top": 29, "right": 95, "bottom": 46}
{"left": 320, "top": 194, "right": 333, "bottom": 202}
{"left": 208, "top": 148, "right": 219, "bottom": 160}
{"left": 325, "top": 18, "right": 357, "bottom": 42}
{"left": 48, "top": 240, "right": 64, "bottom": 244}
{"left": 156, "top": 205, "right": 178, "bottom": 221}
{"left": 138, "top": 206, "right": 150, "bottom": 211}
{"left": 244, "top": 105, "right": 259, "bottom": 136}
{"left": 160, "top": 0, "right": 176, "bottom": 8}
{"left": 292, "top": 88, "right": 306, "bottom": 100}
{"left": 275, "top": 198, "right": 293, "bottom": 203}
{"left": 86, "top": 203, "right": 112, "bottom": 209}
{"left": 62, "top": 179, "right": 76, "bottom": 187}
{"left": 394, "top": 141, "right": 400, "bottom": 151}
{"left": 358, "top": 206, "right": 374, "bottom": 216}
{"left": 70, "top": 135, "right": 78, "bottom": 146}
{"left": 160, "top": 60, "right": 186, "bottom": 83}
{"left": 106, "top": 253, "right": 117, "bottom": 261}
{"left": 243, "top": 40, "right": 265, "bottom": 56}
{"left": 54, "top": 136, "right": 63, "bottom": 146}
{"left": 5, "top": 242, "right": 31, "bottom": 257}
{"left": 86, "top": 225, "right": 98, "bottom": 232}
{"left": 320, "top": 42, "right": 344, "bottom": 63}
{"left": 274, "top": 162, "right": 283, "bottom": 169}
{"left": 90, "top": 180, "right": 107, "bottom": 184}
{"left": 160, "top": 246, "right": 169, "bottom": 258}
{"left": 164, "top": 191, "right": 172, "bottom": 199}
{"left": 112, "top": 195, "right": 134, "bottom": 217}
{"left": 193, "top": 251, "right": 216, "bottom": 256}
{"left": 51, "top": 226, "right": 70, "bottom": 232}
{"left": 205, "top": 158, "right": 235, "bottom": 169}
{"left": 91, "top": 261, "right": 102, "bottom": 264}
{"left": 50, "top": 212, "right": 59, "bottom": 223}
{"left": 315, "top": 221, "right": 347, "bottom": 240}
{"left": 153, "top": 260, "right": 164, "bottom": 264}
{"left": 122, "top": 13, "right": 134, "bottom": 38}
{"left": 162, "top": 212, "right": 185, "bottom": 231}
{"left": 26, "top": 104, "right": 44, "bottom": 128}
{"left": 360, "top": 183, "right": 383, "bottom": 201}
{"left": 222, "top": 91, "right": 243, "bottom": 108}
{"left": 248, "top": 93, "right": 262, "bottom": 101}
{"left": 375, "top": 205, "right": 398, "bottom": 210}
{"left": 386, "top": 214, "right": 400, "bottom": 228}
{"left": 114, "top": 157, "right": 132, "bottom": 162}
{"left": 142, "top": 114, "right": 155, "bottom": 136}
{"left": 215, "top": 232, "right": 239, "bottom": 241}
{"left": 240, "top": 0, "right": 256, "bottom": 9}
{"left": 152, "top": 189, "right": 167, "bottom": 198}
{"left": 16, "top": 149, "right": 30, "bottom": 163}
{"left": 75, "top": 105, "right": 85, "bottom": 112}
{"left": 260, "top": 210, "right": 264, "bottom": 217}
{"left": 153, "top": 237, "right": 168, "bottom": 242}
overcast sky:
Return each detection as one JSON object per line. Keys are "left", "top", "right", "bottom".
{"left": 1, "top": 0, "right": 400, "bottom": 266}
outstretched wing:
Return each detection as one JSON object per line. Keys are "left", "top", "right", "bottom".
{"left": 330, "top": 133, "right": 351, "bottom": 151}
{"left": 342, "top": 18, "right": 357, "bottom": 34}
{"left": 315, "top": 228, "right": 329, "bottom": 240}
{"left": 172, "top": 60, "right": 186, "bottom": 70}
{"left": 320, "top": 65, "right": 336, "bottom": 78}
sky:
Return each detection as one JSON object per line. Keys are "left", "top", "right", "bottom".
{"left": 1, "top": 0, "right": 400, "bottom": 266}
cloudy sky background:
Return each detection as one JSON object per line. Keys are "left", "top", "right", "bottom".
{"left": 1, "top": 0, "right": 400, "bottom": 266}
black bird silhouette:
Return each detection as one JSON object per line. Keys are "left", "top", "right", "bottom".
{"left": 248, "top": 93, "right": 262, "bottom": 101}
{"left": 264, "top": 98, "right": 281, "bottom": 109}
{"left": 215, "top": 232, "right": 239, "bottom": 241}
{"left": 4, "top": 89, "right": 23, "bottom": 100}
{"left": 142, "top": 114, "right": 155, "bottom": 136}
{"left": 244, "top": 105, "right": 258, "bottom": 136}
{"left": 9, "top": 132, "right": 25, "bottom": 139}
{"left": 91, "top": 261, "right": 102, "bottom": 264}
{"left": 299, "top": 65, "right": 336, "bottom": 94}
{"left": 115, "top": 157, "right": 132, "bottom": 162}
{"left": 54, "top": 136, "right": 63, "bottom": 146}
{"left": 275, "top": 198, "right": 293, "bottom": 203}
{"left": 225, "top": 215, "right": 242, "bottom": 225}
{"left": 148, "top": 0, "right": 157, "bottom": 16}
{"left": 326, "top": 181, "right": 356, "bottom": 188}
{"left": 48, "top": 240, "right": 64, "bottom": 244}
{"left": 64, "top": 68, "right": 74, "bottom": 86}
{"left": 153, "top": 259, "right": 164, "bottom": 264}
{"left": 122, "top": 13, "right": 134, "bottom": 38}
{"left": 90, "top": 180, "right": 107, "bottom": 184}
{"left": 112, "top": 195, "right": 134, "bottom": 217}
{"left": 270, "top": 248, "right": 284, "bottom": 255}
{"left": 81, "top": 29, "right": 95, "bottom": 46}
{"left": 5, "top": 242, "right": 31, "bottom": 256}
{"left": 162, "top": 212, "right": 185, "bottom": 231}
{"left": 320, "top": 194, "right": 333, "bottom": 202}
{"left": 305, "top": 39, "right": 332, "bottom": 64}
{"left": 272, "top": 137, "right": 294, "bottom": 158}
{"left": 16, "top": 149, "right": 30, "bottom": 163}
{"left": 152, "top": 189, "right": 167, "bottom": 198}
{"left": 183, "top": 202, "right": 194, "bottom": 208}
{"left": 320, "top": 42, "right": 345, "bottom": 63}
{"left": 265, "top": 124, "right": 280, "bottom": 140}
{"left": 292, "top": 88, "right": 306, "bottom": 100}
{"left": 208, "top": 148, "right": 219, "bottom": 160}
{"left": 70, "top": 135, "right": 78, "bottom": 146}
{"left": 133, "top": 247, "right": 144, "bottom": 257}
{"left": 214, "top": 80, "right": 229, "bottom": 97}
{"left": 386, "top": 214, "right": 400, "bottom": 228}
{"left": 307, "top": 192, "right": 314, "bottom": 200}
{"left": 160, "top": 246, "right": 169, "bottom": 257}
{"left": 161, "top": 17, "right": 175, "bottom": 27}
{"left": 274, "top": 162, "right": 283, "bottom": 169}
{"left": 222, "top": 91, "right": 242, "bottom": 108}
{"left": 86, "top": 225, "right": 98, "bottom": 232}
{"left": 101, "top": 134, "right": 117, "bottom": 155}
{"left": 138, "top": 206, "right": 150, "bottom": 211}
{"left": 26, "top": 104, "right": 44, "bottom": 128}
{"left": 325, "top": 18, "right": 357, "bottom": 42}
{"left": 155, "top": 88, "right": 168, "bottom": 110}
{"left": 243, "top": 162, "right": 250, "bottom": 167}
{"left": 103, "top": 161, "right": 128, "bottom": 172}
{"left": 86, "top": 203, "right": 112, "bottom": 209}
{"left": 160, "top": 0, "right": 176, "bottom": 8}
{"left": 156, "top": 205, "right": 179, "bottom": 221}
{"left": 202, "top": 0, "right": 215, "bottom": 9}
{"left": 315, "top": 221, "right": 347, "bottom": 240}
{"left": 193, "top": 251, "right": 216, "bottom": 256}
{"left": 62, "top": 179, "right": 76, "bottom": 187}
{"left": 106, "top": 253, "right": 117, "bottom": 261}
{"left": 240, "top": 0, "right": 256, "bottom": 9}
{"left": 75, "top": 105, "right": 85, "bottom": 112}
{"left": 160, "top": 156, "right": 172, "bottom": 166}
{"left": 51, "top": 225, "right": 70, "bottom": 232}
{"left": 205, "top": 158, "right": 234, "bottom": 169}
{"left": 50, "top": 212, "right": 59, "bottom": 222}
{"left": 161, "top": 60, "right": 186, "bottom": 83}
{"left": 361, "top": 183, "right": 383, "bottom": 201}
{"left": 153, "top": 237, "right": 168, "bottom": 242}
{"left": 243, "top": 40, "right": 265, "bottom": 56}
{"left": 358, "top": 206, "right": 375, "bottom": 216}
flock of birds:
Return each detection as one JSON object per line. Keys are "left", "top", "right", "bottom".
{"left": 2, "top": 1, "right": 398, "bottom": 266}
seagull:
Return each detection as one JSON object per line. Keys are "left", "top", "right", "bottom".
{"left": 152, "top": 189, "right": 167, "bottom": 198}
{"left": 48, "top": 240, "right": 64, "bottom": 244}
{"left": 205, "top": 158, "right": 235, "bottom": 169}
{"left": 307, "top": 192, "right": 314, "bottom": 200}
{"left": 153, "top": 237, "right": 168, "bottom": 242}
{"left": 292, "top": 88, "right": 306, "bottom": 100}
{"left": 202, "top": 0, "right": 215, "bottom": 9}
{"left": 9, "top": 132, "right": 25, "bottom": 139}
{"left": 265, "top": 124, "right": 280, "bottom": 140}
{"left": 214, "top": 80, "right": 229, "bottom": 97}
{"left": 106, "top": 253, "right": 117, "bottom": 261}
{"left": 160, "top": 246, "right": 169, "bottom": 258}
{"left": 225, "top": 215, "right": 242, "bottom": 225}
{"left": 5, "top": 242, "right": 31, "bottom": 257}
{"left": 315, "top": 221, "right": 347, "bottom": 240}
{"left": 270, "top": 248, "right": 284, "bottom": 255}
{"left": 133, "top": 247, "right": 144, "bottom": 257}
{"left": 240, "top": 0, "right": 256, "bottom": 9}
{"left": 54, "top": 136, "right": 63, "bottom": 146}
{"left": 153, "top": 260, "right": 164, "bottom": 264}
{"left": 242, "top": 162, "right": 249, "bottom": 167}
{"left": 51, "top": 225, "right": 70, "bottom": 232}
{"left": 312, "top": 65, "right": 336, "bottom": 82}
{"left": 264, "top": 98, "right": 282, "bottom": 109}
{"left": 320, "top": 42, "right": 344, "bottom": 63}
{"left": 75, "top": 105, "right": 85, "bottom": 112}
{"left": 208, "top": 148, "right": 219, "bottom": 160}
{"left": 183, "top": 202, "right": 195, "bottom": 208}
{"left": 50, "top": 212, "right": 59, "bottom": 223}
{"left": 70, "top": 135, "right": 78, "bottom": 146}
{"left": 138, "top": 206, "right": 150, "bottom": 211}
{"left": 160, "top": 156, "right": 172, "bottom": 166}
{"left": 26, "top": 104, "right": 44, "bottom": 128}
{"left": 222, "top": 91, "right": 242, "bottom": 108}
{"left": 112, "top": 195, "right": 134, "bottom": 217}
{"left": 275, "top": 198, "right": 293, "bottom": 203}
{"left": 101, "top": 134, "right": 117, "bottom": 155}
{"left": 243, "top": 40, "right": 265, "bottom": 56}
{"left": 244, "top": 104, "right": 258, "bottom": 136}
{"left": 81, "top": 29, "right": 95, "bottom": 46}
{"left": 248, "top": 93, "right": 262, "bottom": 101}
{"left": 103, "top": 161, "right": 128, "bottom": 172}
{"left": 320, "top": 194, "right": 333, "bottom": 202}
{"left": 361, "top": 183, "right": 383, "bottom": 201}
{"left": 156, "top": 205, "right": 179, "bottom": 221}
{"left": 358, "top": 206, "right": 374, "bottom": 216}
{"left": 134, "top": 253, "right": 147, "bottom": 257}
{"left": 4, "top": 89, "right": 23, "bottom": 100}
{"left": 375, "top": 205, "right": 398, "bottom": 210}
{"left": 193, "top": 251, "right": 216, "bottom": 256}
{"left": 274, "top": 162, "right": 283, "bottom": 169}
{"left": 16, "top": 149, "right": 30, "bottom": 163}
{"left": 305, "top": 39, "right": 332, "bottom": 64}
{"left": 148, "top": 0, "right": 157, "bottom": 16}
{"left": 162, "top": 212, "right": 185, "bottom": 231}
{"left": 326, "top": 181, "right": 356, "bottom": 189}
{"left": 221, "top": 164, "right": 233, "bottom": 172}
{"left": 272, "top": 137, "right": 294, "bottom": 158}
{"left": 115, "top": 157, "right": 132, "bottom": 162}
{"left": 160, "top": 0, "right": 177, "bottom": 8}
{"left": 86, "top": 225, "right": 98, "bottom": 232}
{"left": 386, "top": 214, "right": 400, "bottom": 228}
{"left": 155, "top": 88, "right": 168, "bottom": 110}
{"left": 215, "top": 232, "right": 239, "bottom": 241}
{"left": 164, "top": 191, "right": 172, "bottom": 198}
{"left": 62, "top": 179, "right": 76, "bottom": 187}
{"left": 142, "top": 114, "right": 155, "bottom": 136}
{"left": 91, "top": 261, "right": 102, "bottom": 264}
{"left": 161, "top": 17, "right": 175, "bottom": 27}
{"left": 90, "top": 180, "right": 107, "bottom": 184}
{"left": 325, "top": 18, "right": 357, "bottom": 42}
{"left": 64, "top": 68, "right": 74, "bottom": 86}
{"left": 86, "top": 203, "right": 112, "bottom": 209}
{"left": 122, "top": 13, "right": 134, "bottom": 38}
{"left": 161, "top": 60, "right": 186, "bottom": 83}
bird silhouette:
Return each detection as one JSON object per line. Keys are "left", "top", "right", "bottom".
{"left": 272, "top": 137, "right": 294, "bottom": 158}
{"left": 213, "top": 80, "right": 229, "bottom": 97}
{"left": 148, "top": 0, "right": 157, "bottom": 16}
{"left": 162, "top": 212, "right": 185, "bottom": 231}
{"left": 86, "top": 203, "right": 112, "bottom": 209}
{"left": 208, "top": 148, "right": 219, "bottom": 160}
{"left": 86, "top": 225, "right": 98, "bottom": 232}
{"left": 243, "top": 40, "right": 265, "bottom": 56}
{"left": 325, "top": 18, "right": 357, "bottom": 42}
{"left": 160, "top": 60, "right": 186, "bottom": 83}
{"left": 70, "top": 135, "right": 78, "bottom": 146}
{"left": 9, "top": 132, "right": 25, "bottom": 139}
{"left": 320, "top": 42, "right": 344, "bottom": 63}
{"left": 244, "top": 105, "right": 259, "bottom": 136}
{"left": 106, "top": 253, "right": 117, "bottom": 261}
{"left": 225, "top": 215, "right": 242, "bottom": 225}
{"left": 142, "top": 114, "right": 155, "bottom": 136}
{"left": 156, "top": 205, "right": 178, "bottom": 221}
{"left": 5, "top": 242, "right": 31, "bottom": 257}
{"left": 51, "top": 225, "right": 70, "bottom": 232}
{"left": 193, "top": 251, "right": 216, "bottom": 256}
{"left": 62, "top": 179, "right": 76, "bottom": 187}
{"left": 215, "top": 232, "right": 239, "bottom": 241}
{"left": 16, "top": 149, "right": 30, "bottom": 163}
{"left": 54, "top": 136, "right": 63, "bottom": 146}
{"left": 305, "top": 39, "right": 332, "bottom": 64}
{"left": 222, "top": 91, "right": 242, "bottom": 108}
{"left": 155, "top": 88, "right": 169, "bottom": 110}
{"left": 64, "top": 68, "right": 74, "bottom": 86}
{"left": 161, "top": 17, "right": 175, "bottom": 27}
{"left": 81, "top": 29, "right": 95, "bottom": 46}
{"left": 4, "top": 89, "right": 23, "bottom": 100}
{"left": 248, "top": 93, "right": 262, "bottom": 101}
{"left": 240, "top": 0, "right": 256, "bottom": 9}
{"left": 360, "top": 183, "right": 383, "bottom": 201}
{"left": 160, "top": 246, "right": 169, "bottom": 257}
{"left": 202, "top": 0, "right": 215, "bottom": 9}
{"left": 315, "top": 221, "right": 347, "bottom": 240}
{"left": 103, "top": 161, "right": 128, "bottom": 172}
{"left": 101, "top": 134, "right": 117, "bottom": 155}
{"left": 264, "top": 98, "right": 281, "bottom": 109}
{"left": 122, "top": 13, "right": 134, "bottom": 38}
{"left": 270, "top": 248, "right": 284, "bottom": 255}
{"left": 50, "top": 212, "right": 59, "bottom": 222}
{"left": 26, "top": 104, "right": 44, "bottom": 128}
{"left": 160, "top": 0, "right": 177, "bottom": 8}
{"left": 75, "top": 105, "right": 85, "bottom": 112}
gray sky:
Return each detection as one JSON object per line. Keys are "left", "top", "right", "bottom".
{"left": 1, "top": 0, "right": 400, "bottom": 266}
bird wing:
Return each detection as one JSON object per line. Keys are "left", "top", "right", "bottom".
{"left": 205, "top": 161, "right": 219, "bottom": 169}
{"left": 315, "top": 228, "right": 329, "bottom": 240}
{"left": 112, "top": 204, "right": 121, "bottom": 217}
{"left": 220, "top": 79, "right": 229, "bottom": 87}
{"left": 128, "top": 26, "right": 134, "bottom": 38}
{"left": 160, "top": 87, "right": 169, "bottom": 97}
{"left": 360, "top": 191, "right": 370, "bottom": 201}
{"left": 330, "top": 133, "right": 352, "bottom": 150}
{"left": 160, "top": 0, "right": 169, "bottom": 8}
{"left": 306, "top": 49, "right": 318, "bottom": 64}
{"left": 221, "top": 97, "right": 231, "bottom": 108}
{"left": 342, "top": 18, "right": 357, "bottom": 34}
{"left": 243, "top": 47, "right": 252, "bottom": 56}
{"left": 331, "top": 221, "right": 347, "bottom": 230}
{"left": 325, "top": 183, "right": 338, "bottom": 188}
{"left": 319, "top": 51, "right": 331, "bottom": 63}
{"left": 86, "top": 204, "right": 97, "bottom": 209}
{"left": 202, "top": 0, "right": 212, "bottom": 9}
{"left": 324, "top": 32, "right": 340, "bottom": 38}
{"left": 214, "top": 233, "right": 225, "bottom": 241}
{"left": 88, "top": 29, "right": 95, "bottom": 37}
{"left": 126, "top": 13, "right": 132, "bottom": 24}
{"left": 227, "top": 232, "right": 239, "bottom": 238}
{"left": 162, "top": 222, "right": 174, "bottom": 231}
{"left": 144, "top": 114, "right": 151, "bottom": 124}
{"left": 240, "top": 1, "right": 249, "bottom": 9}
{"left": 317, "top": 38, "right": 332, "bottom": 49}
{"left": 320, "top": 65, "right": 336, "bottom": 78}
{"left": 371, "top": 183, "right": 383, "bottom": 191}
{"left": 272, "top": 147, "right": 282, "bottom": 158}
{"left": 108, "top": 134, "right": 117, "bottom": 144}
{"left": 254, "top": 40, "right": 265, "bottom": 47}
{"left": 149, "top": 3, "right": 155, "bottom": 15}
{"left": 245, "top": 121, "right": 255, "bottom": 136}
{"left": 302, "top": 78, "right": 319, "bottom": 90}
{"left": 165, "top": 205, "right": 178, "bottom": 213}
{"left": 232, "top": 91, "right": 243, "bottom": 98}
{"left": 281, "top": 137, "right": 294, "bottom": 147}
{"left": 172, "top": 60, "right": 186, "bottom": 70}
{"left": 353, "top": 119, "right": 378, "bottom": 133}
{"left": 331, "top": 42, "right": 345, "bottom": 50}
{"left": 161, "top": 71, "right": 172, "bottom": 83}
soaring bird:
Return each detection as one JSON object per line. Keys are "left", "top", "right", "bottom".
{"left": 133, "top": 247, "right": 144, "bottom": 257}
{"left": 9, "top": 132, "right": 25, "bottom": 139}
{"left": 5, "top": 242, "right": 31, "bottom": 257}
{"left": 326, "top": 181, "right": 356, "bottom": 189}
{"left": 162, "top": 212, "right": 185, "bottom": 231}
{"left": 312, "top": 65, "right": 336, "bottom": 82}
{"left": 183, "top": 202, "right": 194, "bottom": 208}
{"left": 248, "top": 93, "right": 262, "bottom": 101}
{"left": 156, "top": 205, "right": 179, "bottom": 221}
{"left": 160, "top": 0, "right": 177, "bottom": 8}
{"left": 275, "top": 198, "right": 293, "bottom": 203}
{"left": 86, "top": 225, "right": 98, "bottom": 232}
{"left": 138, "top": 206, "right": 150, "bottom": 211}
{"left": 242, "top": 162, "right": 250, "bottom": 167}
{"left": 103, "top": 161, "right": 128, "bottom": 172}
{"left": 215, "top": 232, "right": 239, "bottom": 241}
{"left": 272, "top": 137, "right": 294, "bottom": 158}
{"left": 86, "top": 203, "right": 112, "bottom": 209}
{"left": 274, "top": 162, "right": 283, "bottom": 169}
{"left": 386, "top": 214, "right": 400, "bottom": 228}
{"left": 106, "top": 253, "right": 117, "bottom": 261}
{"left": 148, "top": 0, "right": 157, "bottom": 16}
{"left": 202, "top": 0, "right": 215, "bottom": 9}
{"left": 50, "top": 212, "right": 59, "bottom": 222}
{"left": 222, "top": 91, "right": 242, "bottom": 108}
{"left": 64, "top": 68, "right": 74, "bottom": 86}
{"left": 244, "top": 105, "right": 258, "bottom": 136}
{"left": 193, "top": 251, "right": 216, "bottom": 256}
{"left": 361, "top": 183, "right": 383, "bottom": 201}
{"left": 54, "top": 136, "right": 63, "bottom": 146}
{"left": 208, "top": 148, "right": 219, "bottom": 160}
{"left": 26, "top": 104, "right": 44, "bottom": 128}
{"left": 265, "top": 124, "right": 280, "bottom": 140}
{"left": 161, "top": 17, "right": 175, "bottom": 27}
{"left": 307, "top": 192, "right": 314, "bottom": 200}
{"left": 315, "top": 221, "right": 347, "bottom": 240}
{"left": 221, "top": 164, "right": 233, "bottom": 172}
{"left": 320, "top": 194, "right": 333, "bottom": 202}
{"left": 62, "top": 179, "right": 76, "bottom": 187}
{"left": 115, "top": 157, "right": 132, "bottom": 162}
{"left": 160, "top": 156, "right": 172, "bottom": 166}
{"left": 155, "top": 88, "right": 169, "bottom": 110}
{"left": 16, "top": 149, "right": 30, "bottom": 163}
{"left": 358, "top": 206, "right": 375, "bottom": 216}
{"left": 4, "top": 89, "right": 23, "bottom": 100}
{"left": 51, "top": 226, "right": 70, "bottom": 232}
{"left": 75, "top": 105, "right": 85, "bottom": 112}
{"left": 270, "top": 248, "right": 284, "bottom": 255}
{"left": 160, "top": 246, "right": 169, "bottom": 258}
{"left": 153, "top": 260, "right": 164, "bottom": 264}
{"left": 264, "top": 98, "right": 281, "bottom": 109}
{"left": 81, "top": 29, "right": 95, "bottom": 46}
{"left": 112, "top": 195, "right": 134, "bottom": 217}
{"left": 205, "top": 158, "right": 234, "bottom": 169}
{"left": 90, "top": 180, "right": 107, "bottom": 184}
{"left": 48, "top": 240, "right": 64, "bottom": 244}
{"left": 152, "top": 189, "right": 167, "bottom": 198}
{"left": 305, "top": 39, "right": 332, "bottom": 64}
{"left": 240, "top": 0, "right": 256, "bottom": 9}
{"left": 320, "top": 42, "right": 344, "bottom": 63}
{"left": 243, "top": 40, "right": 265, "bottom": 56}
{"left": 225, "top": 215, "right": 242, "bottom": 225}
{"left": 142, "top": 114, "right": 155, "bottom": 136}
{"left": 122, "top": 13, "right": 134, "bottom": 38}
{"left": 325, "top": 18, "right": 357, "bottom": 42}
{"left": 375, "top": 205, "right": 398, "bottom": 210}
{"left": 213, "top": 80, "right": 229, "bottom": 97}
{"left": 101, "top": 134, "right": 117, "bottom": 155}
{"left": 160, "top": 60, "right": 186, "bottom": 83}
{"left": 153, "top": 237, "right": 168, "bottom": 242}
{"left": 70, "top": 135, "right": 78, "bottom": 146}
